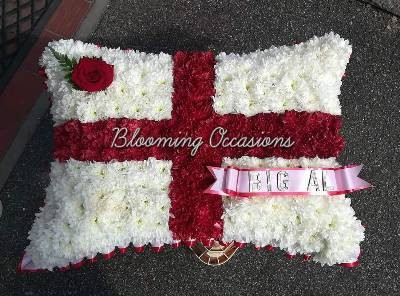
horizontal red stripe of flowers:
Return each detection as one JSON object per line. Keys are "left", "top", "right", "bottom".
{"left": 53, "top": 111, "right": 344, "bottom": 163}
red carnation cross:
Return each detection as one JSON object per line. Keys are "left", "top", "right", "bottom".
{"left": 54, "top": 52, "right": 344, "bottom": 246}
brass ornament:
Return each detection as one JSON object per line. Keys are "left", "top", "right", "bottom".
{"left": 190, "top": 241, "right": 238, "bottom": 266}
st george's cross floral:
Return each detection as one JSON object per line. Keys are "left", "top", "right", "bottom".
{"left": 19, "top": 32, "right": 370, "bottom": 272}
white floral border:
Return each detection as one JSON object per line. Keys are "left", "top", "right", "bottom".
{"left": 43, "top": 33, "right": 350, "bottom": 126}
{"left": 213, "top": 32, "right": 351, "bottom": 116}
{"left": 221, "top": 156, "right": 364, "bottom": 266}
{"left": 41, "top": 40, "right": 174, "bottom": 125}
{"left": 25, "top": 158, "right": 173, "bottom": 270}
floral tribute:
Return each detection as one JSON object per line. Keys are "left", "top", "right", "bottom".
{"left": 71, "top": 57, "right": 114, "bottom": 92}
{"left": 20, "top": 32, "right": 364, "bottom": 272}
{"left": 49, "top": 48, "right": 114, "bottom": 92}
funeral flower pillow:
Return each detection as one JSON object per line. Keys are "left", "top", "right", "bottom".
{"left": 20, "top": 32, "right": 365, "bottom": 271}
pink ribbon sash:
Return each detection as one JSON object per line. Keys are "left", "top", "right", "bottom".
{"left": 205, "top": 164, "right": 371, "bottom": 197}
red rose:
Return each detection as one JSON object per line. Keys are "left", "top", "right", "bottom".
{"left": 71, "top": 57, "right": 114, "bottom": 92}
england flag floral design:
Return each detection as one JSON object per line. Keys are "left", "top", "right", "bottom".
{"left": 20, "top": 32, "right": 364, "bottom": 271}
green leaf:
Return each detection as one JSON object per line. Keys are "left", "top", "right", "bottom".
{"left": 49, "top": 47, "right": 78, "bottom": 88}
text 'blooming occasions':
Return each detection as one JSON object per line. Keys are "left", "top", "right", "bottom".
{"left": 111, "top": 126, "right": 295, "bottom": 156}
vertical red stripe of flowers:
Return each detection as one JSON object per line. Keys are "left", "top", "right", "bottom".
{"left": 168, "top": 51, "right": 223, "bottom": 241}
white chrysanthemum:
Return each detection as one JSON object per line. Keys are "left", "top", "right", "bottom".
{"left": 41, "top": 39, "right": 173, "bottom": 125}
{"left": 213, "top": 32, "right": 351, "bottom": 116}
{"left": 25, "top": 158, "right": 173, "bottom": 270}
{"left": 222, "top": 156, "right": 364, "bottom": 265}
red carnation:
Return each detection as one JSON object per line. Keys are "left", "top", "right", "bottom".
{"left": 71, "top": 57, "right": 114, "bottom": 92}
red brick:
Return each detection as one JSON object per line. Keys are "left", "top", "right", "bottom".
{"left": 5, "top": 27, "right": 17, "bottom": 42}
{"left": 5, "top": 12, "right": 17, "bottom": 27}
{"left": 6, "top": 42, "right": 18, "bottom": 56}
{"left": 0, "top": 70, "right": 43, "bottom": 122}
{"left": 20, "top": 0, "right": 31, "bottom": 6}
{"left": 19, "top": 4, "right": 32, "bottom": 19}
{"left": 0, "top": 70, "right": 44, "bottom": 157}
{"left": 20, "top": 18, "right": 32, "bottom": 33}
{"left": 5, "top": 1, "right": 17, "bottom": 13}
{"left": 46, "top": 0, "right": 92, "bottom": 38}
{"left": 34, "top": 0, "right": 46, "bottom": 11}
{"left": 0, "top": 116, "right": 19, "bottom": 158}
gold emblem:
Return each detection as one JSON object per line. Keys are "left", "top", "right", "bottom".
{"left": 190, "top": 241, "right": 238, "bottom": 266}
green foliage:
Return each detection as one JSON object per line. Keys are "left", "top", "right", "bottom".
{"left": 49, "top": 47, "right": 78, "bottom": 87}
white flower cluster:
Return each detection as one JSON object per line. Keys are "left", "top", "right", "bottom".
{"left": 213, "top": 32, "right": 351, "bottom": 116}
{"left": 222, "top": 156, "right": 364, "bottom": 266}
{"left": 25, "top": 158, "right": 173, "bottom": 270}
{"left": 41, "top": 39, "right": 173, "bottom": 125}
